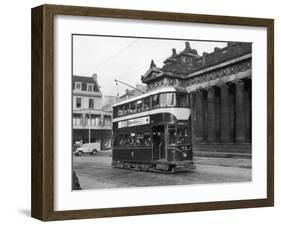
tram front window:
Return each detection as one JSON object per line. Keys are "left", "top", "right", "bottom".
{"left": 176, "top": 94, "right": 189, "bottom": 107}
{"left": 168, "top": 126, "right": 177, "bottom": 145}
{"left": 160, "top": 93, "right": 176, "bottom": 107}
{"left": 177, "top": 126, "right": 189, "bottom": 144}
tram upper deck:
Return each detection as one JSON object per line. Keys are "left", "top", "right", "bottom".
{"left": 113, "top": 87, "right": 191, "bottom": 121}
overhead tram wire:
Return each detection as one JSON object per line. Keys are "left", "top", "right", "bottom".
{"left": 91, "top": 39, "right": 140, "bottom": 72}
{"left": 116, "top": 55, "right": 168, "bottom": 79}
{"left": 112, "top": 55, "right": 167, "bottom": 97}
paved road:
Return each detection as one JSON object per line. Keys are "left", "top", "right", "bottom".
{"left": 73, "top": 151, "right": 251, "bottom": 190}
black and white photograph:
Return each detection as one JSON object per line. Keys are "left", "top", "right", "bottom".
{"left": 72, "top": 35, "right": 252, "bottom": 190}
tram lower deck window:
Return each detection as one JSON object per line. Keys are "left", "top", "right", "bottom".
{"left": 114, "top": 132, "right": 151, "bottom": 146}
{"left": 116, "top": 134, "right": 135, "bottom": 146}
{"left": 136, "top": 132, "right": 151, "bottom": 146}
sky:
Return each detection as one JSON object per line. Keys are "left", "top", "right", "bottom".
{"left": 73, "top": 35, "right": 227, "bottom": 97}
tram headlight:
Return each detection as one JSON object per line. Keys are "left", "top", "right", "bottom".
{"left": 182, "top": 152, "right": 187, "bottom": 158}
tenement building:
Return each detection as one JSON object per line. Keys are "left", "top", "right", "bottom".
{"left": 72, "top": 74, "right": 114, "bottom": 150}
{"left": 142, "top": 42, "right": 252, "bottom": 158}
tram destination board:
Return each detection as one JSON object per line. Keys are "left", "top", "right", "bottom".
{"left": 118, "top": 116, "right": 150, "bottom": 128}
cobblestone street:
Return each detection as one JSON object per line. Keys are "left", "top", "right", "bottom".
{"left": 73, "top": 150, "right": 251, "bottom": 190}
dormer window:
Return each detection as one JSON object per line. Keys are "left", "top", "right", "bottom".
{"left": 87, "top": 84, "right": 94, "bottom": 92}
{"left": 75, "top": 82, "right": 82, "bottom": 90}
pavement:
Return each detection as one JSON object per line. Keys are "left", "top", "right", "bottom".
{"left": 194, "top": 156, "right": 251, "bottom": 169}
{"left": 73, "top": 150, "right": 252, "bottom": 190}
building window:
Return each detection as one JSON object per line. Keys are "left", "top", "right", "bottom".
{"left": 75, "top": 82, "right": 82, "bottom": 90}
{"left": 87, "top": 84, "right": 94, "bottom": 92}
{"left": 82, "top": 83, "right": 87, "bottom": 91}
{"left": 89, "top": 99, "right": 94, "bottom": 109}
{"left": 76, "top": 97, "right": 81, "bottom": 108}
{"left": 104, "top": 116, "right": 112, "bottom": 127}
{"left": 73, "top": 116, "right": 81, "bottom": 126}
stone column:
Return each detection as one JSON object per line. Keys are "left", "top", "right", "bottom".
{"left": 195, "top": 90, "right": 205, "bottom": 142}
{"left": 228, "top": 84, "right": 235, "bottom": 142}
{"left": 215, "top": 87, "right": 221, "bottom": 142}
{"left": 190, "top": 92, "right": 196, "bottom": 143}
{"left": 203, "top": 90, "right": 208, "bottom": 142}
{"left": 207, "top": 87, "right": 217, "bottom": 142}
{"left": 244, "top": 80, "right": 252, "bottom": 142}
{"left": 235, "top": 80, "right": 246, "bottom": 142}
{"left": 220, "top": 84, "right": 231, "bottom": 143}
{"left": 101, "top": 114, "right": 104, "bottom": 127}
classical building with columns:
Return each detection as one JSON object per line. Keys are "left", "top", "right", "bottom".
{"left": 142, "top": 41, "right": 252, "bottom": 158}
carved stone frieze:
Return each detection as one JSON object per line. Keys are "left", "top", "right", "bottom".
{"left": 186, "top": 59, "right": 251, "bottom": 87}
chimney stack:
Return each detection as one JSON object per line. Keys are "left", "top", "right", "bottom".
{"left": 214, "top": 47, "right": 220, "bottom": 61}
{"left": 202, "top": 52, "right": 208, "bottom": 66}
{"left": 92, "top": 73, "right": 97, "bottom": 81}
{"left": 172, "top": 48, "right": 177, "bottom": 57}
{"left": 185, "top": 42, "right": 191, "bottom": 51}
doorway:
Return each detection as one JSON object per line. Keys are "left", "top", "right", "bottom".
{"left": 152, "top": 126, "right": 165, "bottom": 160}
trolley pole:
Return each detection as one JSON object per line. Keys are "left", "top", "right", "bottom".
{"left": 114, "top": 79, "right": 145, "bottom": 94}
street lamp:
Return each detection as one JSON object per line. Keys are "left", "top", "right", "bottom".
{"left": 88, "top": 109, "right": 91, "bottom": 144}
{"left": 82, "top": 108, "right": 91, "bottom": 144}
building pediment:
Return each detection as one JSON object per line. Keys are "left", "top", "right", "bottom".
{"left": 141, "top": 68, "right": 163, "bottom": 83}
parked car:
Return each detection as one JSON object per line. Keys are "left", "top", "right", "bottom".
{"left": 74, "top": 142, "right": 101, "bottom": 156}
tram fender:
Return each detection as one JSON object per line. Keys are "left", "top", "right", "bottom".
{"left": 156, "top": 163, "right": 169, "bottom": 171}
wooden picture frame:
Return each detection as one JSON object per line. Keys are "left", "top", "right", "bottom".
{"left": 31, "top": 4, "right": 274, "bottom": 221}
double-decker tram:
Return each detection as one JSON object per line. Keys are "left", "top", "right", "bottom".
{"left": 112, "top": 87, "right": 194, "bottom": 173}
